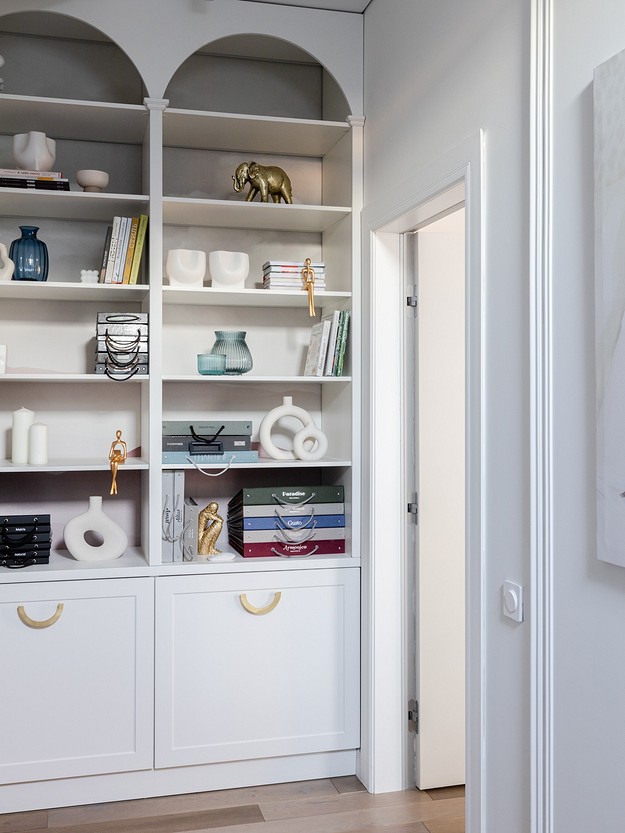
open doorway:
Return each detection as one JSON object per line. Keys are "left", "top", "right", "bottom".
{"left": 404, "top": 207, "right": 466, "bottom": 790}
{"left": 359, "top": 132, "right": 483, "bottom": 833}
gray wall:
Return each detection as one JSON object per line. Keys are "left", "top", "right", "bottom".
{"left": 364, "top": 0, "right": 625, "bottom": 830}
{"left": 363, "top": 0, "right": 530, "bottom": 830}
{"left": 552, "top": 3, "right": 625, "bottom": 830}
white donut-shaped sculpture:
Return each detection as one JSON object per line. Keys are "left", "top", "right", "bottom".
{"left": 259, "top": 396, "right": 327, "bottom": 462}
{"left": 293, "top": 424, "right": 328, "bottom": 461}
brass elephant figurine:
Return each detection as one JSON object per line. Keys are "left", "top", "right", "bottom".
{"left": 232, "top": 161, "right": 293, "bottom": 204}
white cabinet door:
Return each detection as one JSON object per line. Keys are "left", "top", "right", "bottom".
{"left": 155, "top": 568, "right": 359, "bottom": 768}
{"left": 0, "top": 578, "right": 154, "bottom": 784}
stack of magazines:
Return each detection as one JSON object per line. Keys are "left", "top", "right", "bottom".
{"left": 0, "top": 514, "right": 51, "bottom": 568}
{"left": 95, "top": 312, "right": 149, "bottom": 379}
{"left": 227, "top": 485, "right": 345, "bottom": 558}
{"left": 0, "top": 167, "right": 69, "bottom": 190}
{"left": 263, "top": 260, "right": 326, "bottom": 290}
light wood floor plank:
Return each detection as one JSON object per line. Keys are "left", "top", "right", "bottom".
{"left": 330, "top": 776, "right": 367, "bottom": 794}
{"left": 44, "top": 805, "right": 262, "bottom": 833}
{"left": 423, "top": 817, "right": 465, "bottom": 833}
{"left": 350, "top": 824, "right": 430, "bottom": 833}
{"left": 49, "top": 781, "right": 337, "bottom": 827}
{"left": 0, "top": 811, "right": 48, "bottom": 833}
{"left": 190, "top": 796, "right": 465, "bottom": 833}
{"left": 260, "top": 787, "right": 433, "bottom": 821}
{"left": 424, "top": 787, "right": 465, "bottom": 802}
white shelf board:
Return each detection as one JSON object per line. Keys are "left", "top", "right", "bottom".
{"left": 163, "top": 197, "right": 350, "bottom": 232}
{"left": 0, "top": 281, "right": 149, "bottom": 302}
{"left": 162, "top": 286, "right": 350, "bottom": 308}
{"left": 0, "top": 94, "right": 149, "bottom": 144}
{"left": 0, "top": 550, "right": 360, "bottom": 584}
{"left": 0, "top": 189, "right": 149, "bottom": 222}
{"left": 0, "top": 458, "right": 148, "bottom": 473}
{"left": 157, "top": 555, "right": 360, "bottom": 575}
{"left": 164, "top": 458, "right": 351, "bottom": 470}
{"left": 163, "top": 108, "right": 350, "bottom": 156}
{"left": 162, "top": 375, "right": 351, "bottom": 383}
{"left": 0, "top": 547, "right": 149, "bottom": 584}
{"left": 0, "top": 373, "right": 149, "bottom": 382}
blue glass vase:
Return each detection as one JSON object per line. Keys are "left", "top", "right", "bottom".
{"left": 210, "top": 330, "right": 253, "bottom": 374}
{"left": 10, "top": 225, "right": 49, "bottom": 282}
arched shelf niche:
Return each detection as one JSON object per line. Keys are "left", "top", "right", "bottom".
{"left": 0, "top": 12, "right": 148, "bottom": 194}
{"left": 164, "top": 34, "right": 351, "bottom": 123}
{"left": 0, "top": 11, "right": 144, "bottom": 104}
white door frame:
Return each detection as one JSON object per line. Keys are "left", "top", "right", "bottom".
{"left": 358, "top": 131, "right": 484, "bottom": 833}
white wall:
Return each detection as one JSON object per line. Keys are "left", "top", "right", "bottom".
{"left": 363, "top": 1, "right": 531, "bottom": 830}
{"left": 552, "top": 3, "right": 625, "bottom": 830}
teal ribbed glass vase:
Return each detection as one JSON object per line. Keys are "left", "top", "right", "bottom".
{"left": 10, "top": 226, "right": 49, "bottom": 282}
{"left": 210, "top": 330, "right": 253, "bottom": 374}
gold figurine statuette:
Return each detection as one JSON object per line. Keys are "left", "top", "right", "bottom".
{"left": 301, "top": 257, "right": 316, "bottom": 317}
{"left": 109, "top": 429, "right": 127, "bottom": 496}
{"left": 198, "top": 501, "right": 224, "bottom": 556}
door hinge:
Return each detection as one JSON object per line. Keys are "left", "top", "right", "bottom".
{"left": 406, "top": 294, "right": 418, "bottom": 308}
{"left": 407, "top": 496, "right": 418, "bottom": 521}
{"left": 408, "top": 698, "right": 419, "bottom": 732}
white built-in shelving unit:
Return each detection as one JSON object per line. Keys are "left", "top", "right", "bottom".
{"left": 0, "top": 9, "right": 362, "bottom": 812}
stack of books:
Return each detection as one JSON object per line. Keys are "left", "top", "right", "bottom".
{"left": 95, "top": 311, "right": 149, "bottom": 378}
{"left": 304, "top": 308, "right": 351, "bottom": 376}
{"left": 99, "top": 214, "right": 148, "bottom": 284}
{"left": 0, "top": 514, "right": 51, "bottom": 568}
{"left": 227, "top": 485, "right": 346, "bottom": 558}
{"left": 263, "top": 260, "right": 326, "bottom": 290}
{"left": 162, "top": 420, "right": 257, "bottom": 465}
{"left": 0, "top": 168, "right": 70, "bottom": 191}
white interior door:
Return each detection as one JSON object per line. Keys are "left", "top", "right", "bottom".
{"left": 409, "top": 208, "right": 466, "bottom": 790}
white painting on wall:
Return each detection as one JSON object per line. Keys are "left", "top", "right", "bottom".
{"left": 595, "top": 47, "right": 625, "bottom": 566}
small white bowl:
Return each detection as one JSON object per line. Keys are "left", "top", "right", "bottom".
{"left": 76, "top": 169, "right": 109, "bottom": 192}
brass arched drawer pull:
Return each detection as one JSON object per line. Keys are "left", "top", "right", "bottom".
{"left": 17, "top": 603, "right": 64, "bottom": 629}
{"left": 239, "top": 592, "right": 281, "bottom": 616}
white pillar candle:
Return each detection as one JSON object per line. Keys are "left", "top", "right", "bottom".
{"left": 28, "top": 422, "right": 48, "bottom": 465}
{"left": 11, "top": 407, "right": 34, "bottom": 465}
{"left": 0, "top": 344, "right": 6, "bottom": 374}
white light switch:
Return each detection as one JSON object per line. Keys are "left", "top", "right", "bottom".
{"left": 503, "top": 580, "right": 524, "bottom": 623}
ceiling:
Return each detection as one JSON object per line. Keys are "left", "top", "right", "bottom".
{"left": 242, "top": 0, "right": 370, "bottom": 12}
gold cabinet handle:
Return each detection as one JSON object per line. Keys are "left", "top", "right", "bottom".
{"left": 239, "top": 592, "right": 281, "bottom": 615}
{"left": 17, "top": 603, "right": 64, "bottom": 629}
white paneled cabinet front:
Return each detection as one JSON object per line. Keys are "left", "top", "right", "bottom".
{"left": 155, "top": 568, "right": 360, "bottom": 768}
{"left": 0, "top": 578, "right": 154, "bottom": 784}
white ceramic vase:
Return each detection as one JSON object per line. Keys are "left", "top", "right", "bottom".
{"left": 13, "top": 131, "right": 56, "bottom": 172}
{"left": 259, "top": 396, "right": 328, "bottom": 461}
{"left": 64, "top": 496, "right": 128, "bottom": 562}
{"left": 208, "top": 250, "right": 249, "bottom": 290}
{"left": 165, "top": 249, "right": 206, "bottom": 287}
{"left": 0, "top": 243, "right": 14, "bottom": 281}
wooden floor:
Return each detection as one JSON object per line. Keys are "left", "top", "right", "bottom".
{"left": 0, "top": 778, "right": 465, "bottom": 833}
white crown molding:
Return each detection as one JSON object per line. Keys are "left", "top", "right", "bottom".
{"left": 529, "top": 0, "right": 554, "bottom": 831}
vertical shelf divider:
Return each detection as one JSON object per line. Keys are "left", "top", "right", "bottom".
{"left": 145, "top": 98, "right": 167, "bottom": 567}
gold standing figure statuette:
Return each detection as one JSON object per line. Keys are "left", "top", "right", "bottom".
{"left": 109, "top": 429, "right": 127, "bottom": 496}
{"left": 198, "top": 501, "right": 223, "bottom": 556}
{"left": 301, "top": 257, "right": 316, "bottom": 317}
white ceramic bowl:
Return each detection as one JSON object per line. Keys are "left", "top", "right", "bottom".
{"left": 76, "top": 169, "right": 109, "bottom": 192}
